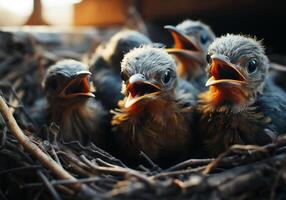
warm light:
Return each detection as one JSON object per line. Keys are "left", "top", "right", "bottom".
{"left": 42, "top": 0, "right": 81, "bottom": 6}
{"left": 0, "top": 0, "right": 33, "bottom": 16}
{"left": 0, "top": 0, "right": 81, "bottom": 26}
{"left": 42, "top": 0, "right": 78, "bottom": 26}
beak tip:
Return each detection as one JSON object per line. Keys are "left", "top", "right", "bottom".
{"left": 74, "top": 71, "right": 92, "bottom": 77}
{"left": 205, "top": 76, "right": 215, "bottom": 87}
{"left": 164, "top": 25, "right": 172, "bottom": 29}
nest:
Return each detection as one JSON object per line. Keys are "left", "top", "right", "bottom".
{"left": 1, "top": 29, "right": 286, "bottom": 200}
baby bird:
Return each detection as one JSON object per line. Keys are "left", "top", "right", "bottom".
{"left": 43, "top": 59, "right": 107, "bottom": 145}
{"left": 111, "top": 45, "right": 195, "bottom": 166}
{"left": 165, "top": 20, "right": 215, "bottom": 90}
{"left": 196, "top": 34, "right": 286, "bottom": 156}
{"left": 89, "top": 30, "right": 152, "bottom": 110}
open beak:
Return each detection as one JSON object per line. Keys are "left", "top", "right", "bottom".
{"left": 165, "top": 25, "right": 200, "bottom": 51}
{"left": 59, "top": 71, "right": 95, "bottom": 98}
{"left": 125, "top": 74, "right": 161, "bottom": 108}
{"left": 166, "top": 48, "right": 204, "bottom": 65}
{"left": 165, "top": 25, "right": 204, "bottom": 71}
{"left": 205, "top": 54, "right": 247, "bottom": 87}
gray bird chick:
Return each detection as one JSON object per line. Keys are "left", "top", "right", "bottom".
{"left": 196, "top": 34, "right": 286, "bottom": 156}
{"left": 165, "top": 19, "right": 215, "bottom": 89}
{"left": 89, "top": 29, "right": 152, "bottom": 73}
{"left": 89, "top": 30, "right": 152, "bottom": 110}
{"left": 112, "top": 45, "right": 195, "bottom": 166}
{"left": 43, "top": 59, "right": 107, "bottom": 145}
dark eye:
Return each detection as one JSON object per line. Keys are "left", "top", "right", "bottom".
{"left": 162, "top": 69, "right": 172, "bottom": 84}
{"left": 247, "top": 59, "right": 258, "bottom": 74}
{"left": 200, "top": 34, "right": 209, "bottom": 44}
{"left": 206, "top": 54, "right": 211, "bottom": 64}
{"left": 47, "top": 79, "right": 58, "bottom": 91}
{"left": 120, "top": 71, "right": 128, "bottom": 82}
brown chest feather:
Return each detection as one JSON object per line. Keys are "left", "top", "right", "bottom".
{"left": 49, "top": 99, "right": 106, "bottom": 145}
{"left": 112, "top": 97, "right": 192, "bottom": 161}
{"left": 198, "top": 95, "right": 273, "bottom": 156}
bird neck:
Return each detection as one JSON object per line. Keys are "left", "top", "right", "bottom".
{"left": 197, "top": 84, "right": 273, "bottom": 156}
{"left": 112, "top": 93, "right": 192, "bottom": 161}
{"left": 113, "top": 95, "right": 169, "bottom": 122}
{"left": 198, "top": 100, "right": 272, "bottom": 156}
{"left": 112, "top": 93, "right": 192, "bottom": 130}
{"left": 48, "top": 99, "right": 98, "bottom": 143}
{"left": 48, "top": 98, "right": 88, "bottom": 118}
{"left": 199, "top": 86, "right": 255, "bottom": 113}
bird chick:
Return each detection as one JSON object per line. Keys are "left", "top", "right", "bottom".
{"left": 165, "top": 20, "right": 215, "bottom": 90}
{"left": 112, "top": 45, "right": 195, "bottom": 166}
{"left": 90, "top": 30, "right": 152, "bottom": 73}
{"left": 43, "top": 59, "right": 107, "bottom": 145}
{"left": 89, "top": 30, "right": 152, "bottom": 110}
{"left": 196, "top": 34, "right": 286, "bottom": 156}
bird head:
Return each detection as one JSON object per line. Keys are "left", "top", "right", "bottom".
{"left": 165, "top": 20, "right": 215, "bottom": 77}
{"left": 92, "top": 30, "right": 151, "bottom": 73}
{"left": 204, "top": 34, "right": 269, "bottom": 110}
{"left": 43, "top": 60, "right": 95, "bottom": 107}
{"left": 120, "top": 45, "right": 177, "bottom": 109}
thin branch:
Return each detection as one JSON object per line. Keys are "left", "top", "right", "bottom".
{"left": 165, "top": 158, "right": 214, "bottom": 172}
{"left": 37, "top": 171, "right": 62, "bottom": 200}
{"left": 0, "top": 95, "right": 93, "bottom": 194}
{"left": 22, "top": 176, "right": 101, "bottom": 189}
{"left": 0, "top": 165, "right": 42, "bottom": 175}
{"left": 140, "top": 151, "right": 162, "bottom": 172}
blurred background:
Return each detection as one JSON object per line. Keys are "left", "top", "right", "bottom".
{"left": 0, "top": 0, "right": 285, "bottom": 54}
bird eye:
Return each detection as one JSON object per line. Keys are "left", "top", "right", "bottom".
{"left": 206, "top": 54, "right": 211, "bottom": 64}
{"left": 120, "top": 71, "right": 128, "bottom": 82}
{"left": 162, "top": 69, "right": 172, "bottom": 84}
{"left": 48, "top": 79, "right": 58, "bottom": 91}
{"left": 247, "top": 59, "right": 258, "bottom": 74}
{"left": 200, "top": 34, "right": 209, "bottom": 44}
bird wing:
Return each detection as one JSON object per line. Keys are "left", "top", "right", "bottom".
{"left": 257, "top": 78, "right": 286, "bottom": 135}
{"left": 93, "top": 69, "right": 123, "bottom": 110}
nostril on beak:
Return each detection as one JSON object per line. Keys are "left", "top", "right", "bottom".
{"left": 129, "top": 74, "right": 146, "bottom": 84}
{"left": 211, "top": 54, "right": 230, "bottom": 62}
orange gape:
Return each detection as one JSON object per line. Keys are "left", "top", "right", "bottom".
{"left": 173, "top": 32, "right": 184, "bottom": 49}
{"left": 82, "top": 77, "right": 90, "bottom": 93}
{"left": 202, "top": 86, "right": 249, "bottom": 107}
{"left": 172, "top": 32, "right": 198, "bottom": 51}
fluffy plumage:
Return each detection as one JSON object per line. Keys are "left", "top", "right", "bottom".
{"left": 43, "top": 60, "right": 108, "bottom": 146}
{"left": 196, "top": 34, "right": 286, "bottom": 156}
{"left": 89, "top": 30, "right": 151, "bottom": 110}
{"left": 112, "top": 45, "right": 195, "bottom": 166}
